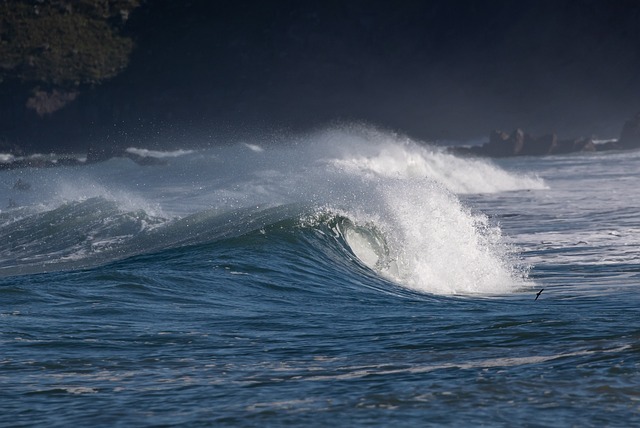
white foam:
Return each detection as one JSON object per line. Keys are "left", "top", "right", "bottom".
{"left": 63, "top": 386, "right": 98, "bottom": 395}
{"left": 217, "top": 125, "right": 538, "bottom": 294}
{"left": 243, "top": 143, "right": 265, "bottom": 152}
{"left": 333, "top": 178, "right": 527, "bottom": 295}
{"left": 300, "top": 345, "right": 630, "bottom": 382}
{"left": 0, "top": 153, "right": 15, "bottom": 163}
{"left": 593, "top": 138, "right": 617, "bottom": 145}
{"left": 283, "top": 126, "right": 535, "bottom": 294}
{"left": 325, "top": 127, "right": 546, "bottom": 194}
{"left": 125, "top": 147, "right": 194, "bottom": 158}
{"left": 383, "top": 182, "right": 525, "bottom": 294}
{"left": 53, "top": 179, "right": 167, "bottom": 219}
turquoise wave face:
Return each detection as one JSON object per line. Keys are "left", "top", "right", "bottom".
{"left": 0, "top": 200, "right": 298, "bottom": 276}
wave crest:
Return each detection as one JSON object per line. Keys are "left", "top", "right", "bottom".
{"left": 0, "top": 124, "right": 537, "bottom": 294}
{"left": 324, "top": 127, "right": 546, "bottom": 194}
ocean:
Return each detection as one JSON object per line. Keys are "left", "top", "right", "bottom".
{"left": 1, "top": 125, "right": 638, "bottom": 427}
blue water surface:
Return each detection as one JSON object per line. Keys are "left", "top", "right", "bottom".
{"left": 1, "top": 133, "right": 639, "bottom": 427}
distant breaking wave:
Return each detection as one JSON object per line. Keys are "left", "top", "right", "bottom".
{"left": 125, "top": 147, "right": 195, "bottom": 158}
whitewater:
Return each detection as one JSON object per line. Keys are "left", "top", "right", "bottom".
{"left": 1, "top": 125, "right": 638, "bottom": 427}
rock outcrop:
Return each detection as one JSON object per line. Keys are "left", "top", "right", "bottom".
{"left": 449, "top": 115, "right": 640, "bottom": 158}
{"left": 451, "top": 129, "right": 574, "bottom": 157}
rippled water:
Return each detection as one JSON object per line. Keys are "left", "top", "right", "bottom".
{"left": 1, "top": 127, "right": 639, "bottom": 426}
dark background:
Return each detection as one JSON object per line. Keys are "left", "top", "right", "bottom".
{"left": 3, "top": 0, "right": 640, "bottom": 153}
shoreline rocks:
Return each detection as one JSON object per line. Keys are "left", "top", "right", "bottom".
{"left": 449, "top": 113, "right": 640, "bottom": 158}
{"left": 450, "top": 125, "right": 627, "bottom": 158}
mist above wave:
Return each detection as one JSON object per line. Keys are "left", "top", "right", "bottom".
{"left": 320, "top": 126, "right": 546, "bottom": 194}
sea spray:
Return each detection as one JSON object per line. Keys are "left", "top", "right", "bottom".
{"left": 319, "top": 177, "right": 528, "bottom": 295}
{"left": 312, "top": 126, "right": 534, "bottom": 294}
{"left": 374, "top": 180, "right": 526, "bottom": 294}
{"left": 320, "top": 125, "right": 547, "bottom": 194}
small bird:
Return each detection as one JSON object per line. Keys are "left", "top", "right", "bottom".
{"left": 535, "top": 289, "right": 544, "bottom": 301}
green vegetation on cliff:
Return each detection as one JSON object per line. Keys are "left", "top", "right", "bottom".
{"left": 0, "top": 0, "right": 140, "bottom": 114}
